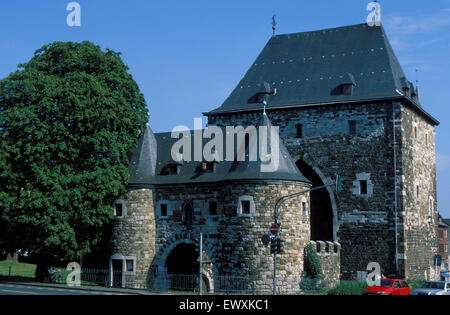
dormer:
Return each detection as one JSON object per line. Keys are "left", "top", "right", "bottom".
{"left": 331, "top": 73, "right": 356, "bottom": 96}
{"left": 200, "top": 161, "right": 217, "bottom": 173}
{"left": 160, "top": 163, "right": 181, "bottom": 176}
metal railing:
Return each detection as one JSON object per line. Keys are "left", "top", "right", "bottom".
{"left": 48, "top": 267, "right": 342, "bottom": 294}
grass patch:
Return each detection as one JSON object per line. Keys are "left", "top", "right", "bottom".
{"left": 0, "top": 261, "right": 37, "bottom": 280}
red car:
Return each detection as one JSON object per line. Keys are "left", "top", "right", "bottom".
{"left": 364, "top": 279, "right": 411, "bottom": 295}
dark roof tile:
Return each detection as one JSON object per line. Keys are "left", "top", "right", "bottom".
{"left": 204, "top": 23, "right": 438, "bottom": 126}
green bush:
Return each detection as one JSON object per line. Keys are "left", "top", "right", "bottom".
{"left": 303, "top": 243, "right": 323, "bottom": 279}
{"left": 300, "top": 277, "right": 327, "bottom": 294}
{"left": 327, "top": 282, "right": 368, "bottom": 295}
{"left": 300, "top": 243, "right": 325, "bottom": 294}
{"left": 407, "top": 280, "right": 427, "bottom": 291}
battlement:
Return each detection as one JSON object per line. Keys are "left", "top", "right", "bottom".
{"left": 308, "top": 241, "right": 341, "bottom": 281}
{"left": 310, "top": 241, "right": 341, "bottom": 256}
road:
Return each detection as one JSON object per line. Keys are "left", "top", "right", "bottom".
{"left": 0, "top": 283, "right": 128, "bottom": 295}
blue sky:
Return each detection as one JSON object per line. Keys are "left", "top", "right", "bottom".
{"left": 1, "top": 0, "right": 449, "bottom": 217}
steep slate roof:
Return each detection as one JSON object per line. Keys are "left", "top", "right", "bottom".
{"left": 221, "top": 113, "right": 308, "bottom": 182}
{"left": 205, "top": 23, "right": 439, "bottom": 125}
{"left": 127, "top": 114, "right": 310, "bottom": 186}
{"left": 128, "top": 125, "right": 158, "bottom": 185}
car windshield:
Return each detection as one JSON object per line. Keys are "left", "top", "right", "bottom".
{"left": 422, "top": 282, "right": 445, "bottom": 290}
{"left": 379, "top": 280, "right": 393, "bottom": 287}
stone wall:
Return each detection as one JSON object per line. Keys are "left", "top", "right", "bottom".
{"left": 109, "top": 100, "right": 438, "bottom": 289}
{"left": 310, "top": 241, "right": 341, "bottom": 282}
{"left": 207, "top": 100, "right": 438, "bottom": 280}
{"left": 149, "top": 180, "right": 311, "bottom": 293}
{"left": 397, "top": 103, "right": 439, "bottom": 280}
{"left": 109, "top": 188, "right": 156, "bottom": 288}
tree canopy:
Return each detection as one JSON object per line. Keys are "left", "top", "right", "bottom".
{"left": 0, "top": 41, "right": 149, "bottom": 266}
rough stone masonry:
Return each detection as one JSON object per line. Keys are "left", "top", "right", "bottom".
{"left": 108, "top": 23, "right": 440, "bottom": 292}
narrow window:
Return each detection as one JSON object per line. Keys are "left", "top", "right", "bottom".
{"left": 114, "top": 203, "right": 123, "bottom": 217}
{"left": 429, "top": 197, "right": 433, "bottom": 220}
{"left": 209, "top": 201, "right": 218, "bottom": 216}
{"left": 348, "top": 120, "right": 356, "bottom": 136}
{"left": 359, "top": 180, "right": 368, "bottom": 195}
{"left": 425, "top": 133, "right": 428, "bottom": 146}
{"left": 160, "top": 204, "right": 168, "bottom": 217}
{"left": 182, "top": 202, "right": 194, "bottom": 226}
{"left": 416, "top": 186, "right": 420, "bottom": 199}
{"left": 126, "top": 260, "right": 134, "bottom": 273}
{"left": 414, "top": 126, "right": 418, "bottom": 139}
{"left": 296, "top": 124, "right": 303, "bottom": 138}
{"left": 302, "top": 202, "right": 308, "bottom": 216}
{"left": 241, "top": 200, "right": 251, "bottom": 215}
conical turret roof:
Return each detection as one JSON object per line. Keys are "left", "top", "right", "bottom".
{"left": 225, "top": 113, "right": 310, "bottom": 183}
{"left": 128, "top": 125, "right": 158, "bottom": 185}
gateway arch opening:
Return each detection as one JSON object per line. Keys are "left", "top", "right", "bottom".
{"left": 165, "top": 243, "right": 210, "bottom": 292}
{"left": 296, "top": 160, "right": 334, "bottom": 242}
{"left": 166, "top": 243, "right": 198, "bottom": 275}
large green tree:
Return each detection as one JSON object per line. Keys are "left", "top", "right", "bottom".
{"left": 0, "top": 41, "right": 148, "bottom": 276}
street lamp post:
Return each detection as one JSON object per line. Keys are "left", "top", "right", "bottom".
{"left": 271, "top": 175, "right": 342, "bottom": 295}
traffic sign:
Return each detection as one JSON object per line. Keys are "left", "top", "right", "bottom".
{"left": 270, "top": 224, "right": 280, "bottom": 235}
{"left": 261, "top": 234, "right": 271, "bottom": 246}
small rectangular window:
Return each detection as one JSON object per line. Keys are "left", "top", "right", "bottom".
{"left": 302, "top": 202, "right": 308, "bottom": 216}
{"left": 349, "top": 120, "right": 356, "bottom": 136}
{"left": 296, "top": 124, "right": 303, "bottom": 138}
{"left": 241, "top": 200, "right": 251, "bottom": 215}
{"left": 160, "top": 204, "right": 168, "bottom": 217}
{"left": 160, "top": 164, "right": 179, "bottom": 175}
{"left": 359, "top": 180, "right": 368, "bottom": 195}
{"left": 202, "top": 162, "right": 215, "bottom": 173}
{"left": 429, "top": 197, "right": 433, "bottom": 220}
{"left": 126, "top": 260, "right": 134, "bottom": 272}
{"left": 209, "top": 201, "right": 218, "bottom": 216}
{"left": 114, "top": 203, "right": 123, "bottom": 217}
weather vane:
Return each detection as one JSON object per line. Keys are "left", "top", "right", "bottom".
{"left": 272, "top": 15, "right": 277, "bottom": 36}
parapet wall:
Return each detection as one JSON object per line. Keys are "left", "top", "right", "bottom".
{"left": 310, "top": 241, "right": 341, "bottom": 282}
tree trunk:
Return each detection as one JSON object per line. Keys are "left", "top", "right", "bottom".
{"left": 6, "top": 251, "right": 19, "bottom": 262}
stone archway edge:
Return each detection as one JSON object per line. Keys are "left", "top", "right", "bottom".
{"left": 297, "top": 156, "right": 339, "bottom": 242}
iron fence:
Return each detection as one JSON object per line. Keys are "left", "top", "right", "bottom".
{"left": 48, "top": 267, "right": 341, "bottom": 294}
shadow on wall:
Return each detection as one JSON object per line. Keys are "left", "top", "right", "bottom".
{"left": 296, "top": 160, "right": 334, "bottom": 242}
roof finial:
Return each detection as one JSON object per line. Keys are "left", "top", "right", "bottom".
{"left": 272, "top": 14, "right": 277, "bottom": 36}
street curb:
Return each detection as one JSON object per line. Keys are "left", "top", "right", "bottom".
{"left": 1, "top": 281, "right": 158, "bottom": 295}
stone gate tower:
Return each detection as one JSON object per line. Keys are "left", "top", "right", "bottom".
{"left": 204, "top": 23, "right": 440, "bottom": 280}
{"left": 109, "top": 23, "right": 440, "bottom": 290}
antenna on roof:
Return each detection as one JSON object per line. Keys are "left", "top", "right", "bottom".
{"left": 272, "top": 14, "right": 277, "bottom": 36}
{"left": 415, "top": 69, "right": 420, "bottom": 103}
